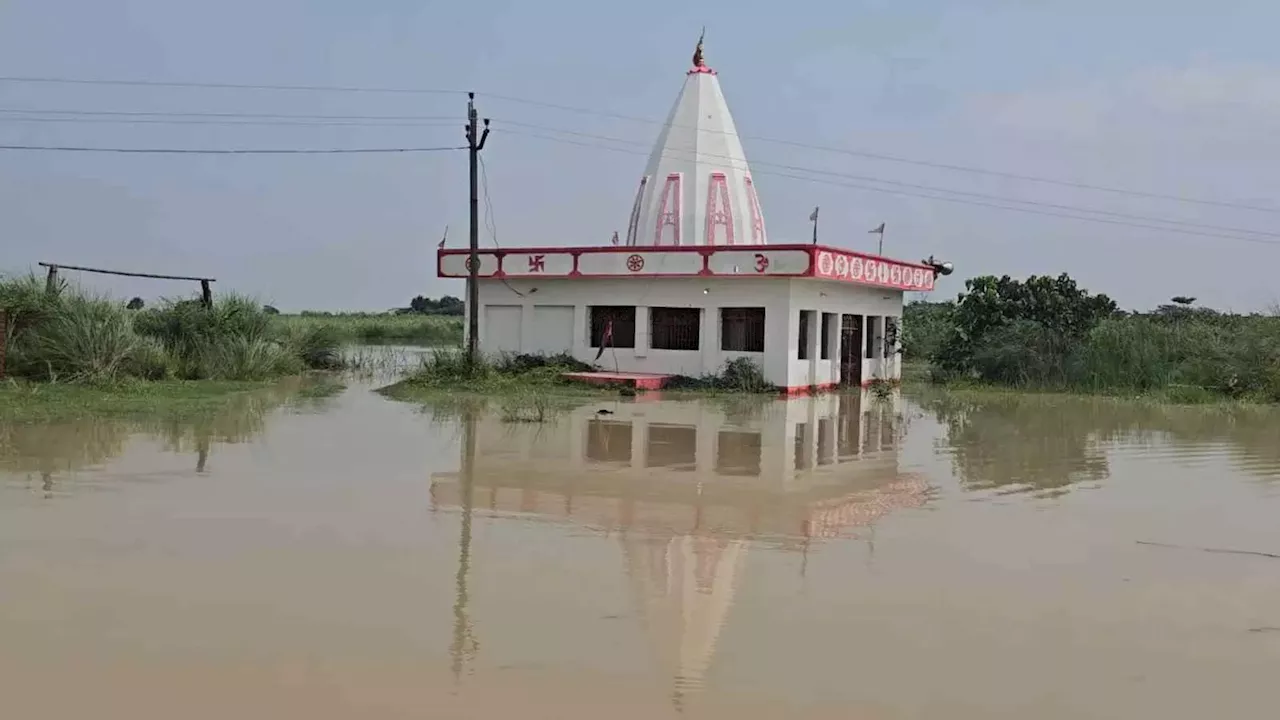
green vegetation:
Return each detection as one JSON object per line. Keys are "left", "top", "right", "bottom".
{"left": 379, "top": 351, "right": 779, "bottom": 418}
{"left": 277, "top": 312, "right": 462, "bottom": 345}
{"left": 381, "top": 350, "right": 597, "bottom": 396}
{"left": 0, "top": 378, "right": 275, "bottom": 422}
{"left": 664, "top": 357, "right": 776, "bottom": 393}
{"left": 1, "top": 273, "right": 344, "bottom": 390}
{"left": 406, "top": 294, "right": 463, "bottom": 315}
{"left": 277, "top": 294, "right": 464, "bottom": 345}
{"left": 903, "top": 273, "right": 1280, "bottom": 403}
{"left": 379, "top": 351, "right": 599, "bottom": 423}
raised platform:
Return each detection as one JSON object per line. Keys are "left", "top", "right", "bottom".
{"left": 562, "top": 371, "right": 671, "bottom": 390}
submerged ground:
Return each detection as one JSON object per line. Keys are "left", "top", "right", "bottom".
{"left": 3, "top": 360, "right": 1279, "bottom": 719}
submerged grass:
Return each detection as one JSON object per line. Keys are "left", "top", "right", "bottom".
{"left": 377, "top": 350, "right": 600, "bottom": 424}
{"left": 0, "top": 374, "right": 345, "bottom": 422}
{"left": 379, "top": 349, "right": 601, "bottom": 398}
{"left": 0, "top": 378, "right": 277, "bottom": 422}
{"left": 379, "top": 351, "right": 782, "bottom": 424}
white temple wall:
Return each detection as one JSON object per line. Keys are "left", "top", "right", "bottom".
{"left": 784, "top": 280, "right": 904, "bottom": 387}
{"left": 470, "top": 276, "right": 904, "bottom": 388}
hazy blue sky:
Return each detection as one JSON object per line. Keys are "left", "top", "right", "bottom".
{"left": 2, "top": 0, "right": 1278, "bottom": 311}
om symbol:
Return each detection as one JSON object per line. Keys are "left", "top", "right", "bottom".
{"left": 626, "top": 254, "right": 645, "bottom": 272}
{"left": 754, "top": 253, "right": 770, "bottom": 273}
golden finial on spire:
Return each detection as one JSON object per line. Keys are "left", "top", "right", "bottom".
{"left": 692, "top": 27, "right": 706, "bottom": 68}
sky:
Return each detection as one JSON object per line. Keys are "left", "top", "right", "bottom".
{"left": 2, "top": 0, "right": 1278, "bottom": 312}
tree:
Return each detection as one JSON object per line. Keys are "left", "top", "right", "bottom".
{"left": 407, "top": 295, "right": 464, "bottom": 315}
{"left": 435, "top": 295, "right": 464, "bottom": 315}
{"left": 262, "top": 305, "right": 280, "bottom": 315}
{"left": 901, "top": 300, "right": 955, "bottom": 360}
{"left": 934, "top": 273, "right": 1118, "bottom": 383}
{"left": 126, "top": 297, "right": 145, "bottom": 310}
{"left": 1171, "top": 296, "right": 1196, "bottom": 306}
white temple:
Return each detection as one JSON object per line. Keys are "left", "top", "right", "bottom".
{"left": 439, "top": 34, "right": 947, "bottom": 392}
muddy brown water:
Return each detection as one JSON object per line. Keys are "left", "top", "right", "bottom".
{"left": 3, "top": 381, "right": 1280, "bottom": 719}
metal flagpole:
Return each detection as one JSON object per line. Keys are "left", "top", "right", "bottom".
{"left": 869, "top": 222, "right": 886, "bottom": 254}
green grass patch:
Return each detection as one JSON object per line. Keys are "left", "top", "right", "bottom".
{"left": 904, "top": 370, "right": 1274, "bottom": 407}
{"left": 378, "top": 349, "right": 605, "bottom": 399}
{"left": 379, "top": 351, "right": 782, "bottom": 425}
{"left": 275, "top": 313, "right": 462, "bottom": 345}
{"left": 0, "top": 378, "right": 281, "bottom": 422}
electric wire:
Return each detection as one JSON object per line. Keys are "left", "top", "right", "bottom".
{"left": 477, "top": 153, "right": 526, "bottom": 298}
{"left": 0, "top": 144, "right": 466, "bottom": 154}
{"left": 1, "top": 73, "right": 1272, "bottom": 214}
{"left": 6, "top": 105, "right": 1273, "bottom": 244}
{"left": 3, "top": 75, "right": 1279, "bottom": 246}
{"left": 498, "top": 127, "right": 1280, "bottom": 247}
{"left": 493, "top": 120, "right": 1280, "bottom": 242}
{"left": 0, "top": 107, "right": 458, "bottom": 120}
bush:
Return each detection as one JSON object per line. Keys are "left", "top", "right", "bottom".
{"left": 901, "top": 300, "right": 954, "bottom": 360}
{"left": 28, "top": 295, "right": 141, "bottom": 382}
{"left": 918, "top": 273, "right": 1280, "bottom": 402}
{"left": 666, "top": 357, "right": 775, "bottom": 393}
{"left": 392, "top": 350, "right": 600, "bottom": 394}
{"left": 200, "top": 335, "right": 302, "bottom": 381}
{"left": 280, "top": 323, "right": 345, "bottom": 371}
{"left": 0, "top": 277, "right": 347, "bottom": 385}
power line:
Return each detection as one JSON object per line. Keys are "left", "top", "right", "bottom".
{"left": 0, "top": 116, "right": 460, "bottom": 128}
{"left": 0, "top": 107, "right": 458, "bottom": 120}
{"left": 10, "top": 99, "right": 1270, "bottom": 240}
{"left": 2, "top": 73, "right": 1272, "bottom": 214}
{"left": 0, "top": 107, "right": 459, "bottom": 127}
{"left": 479, "top": 94, "right": 1280, "bottom": 215}
{"left": 478, "top": 154, "right": 527, "bottom": 299}
{"left": 0, "top": 144, "right": 466, "bottom": 154}
{"left": 4, "top": 78, "right": 1278, "bottom": 247}
{"left": 499, "top": 128, "right": 1280, "bottom": 247}
{"left": 494, "top": 121, "right": 1280, "bottom": 242}
{"left": 0, "top": 74, "right": 463, "bottom": 96}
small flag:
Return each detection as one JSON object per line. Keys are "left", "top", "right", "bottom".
{"left": 809, "top": 206, "right": 820, "bottom": 222}
{"left": 594, "top": 319, "right": 614, "bottom": 362}
{"left": 868, "top": 222, "right": 885, "bottom": 235}
{"left": 611, "top": 231, "right": 619, "bottom": 246}
{"left": 438, "top": 224, "right": 449, "bottom": 249}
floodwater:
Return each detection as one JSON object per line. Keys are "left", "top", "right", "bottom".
{"left": 3, "top": 378, "right": 1280, "bottom": 719}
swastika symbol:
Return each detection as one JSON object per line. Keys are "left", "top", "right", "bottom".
{"left": 463, "top": 257, "right": 477, "bottom": 272}
{"left": 626, "top": 254, "right": 645, "bottom": 272}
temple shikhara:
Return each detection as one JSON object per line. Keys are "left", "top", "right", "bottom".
{"left": 439, "top": 34, "right": 946, "bottom": 392}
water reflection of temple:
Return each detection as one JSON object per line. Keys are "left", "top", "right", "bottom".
{"left": 431, "top": 391, "right": 928, "bottom": 544}
{"left": 430, "top": 391, "right": 929, "bottom": 711}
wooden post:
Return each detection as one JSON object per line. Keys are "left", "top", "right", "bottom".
{"left": 200, "top": 280, "right": 212, "bottom": 309}
{"left": 0, "top": 309, "right": 7, "bottom": 379}
{"left": 44, "top": 265, "right": 58, "bottom": 295}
